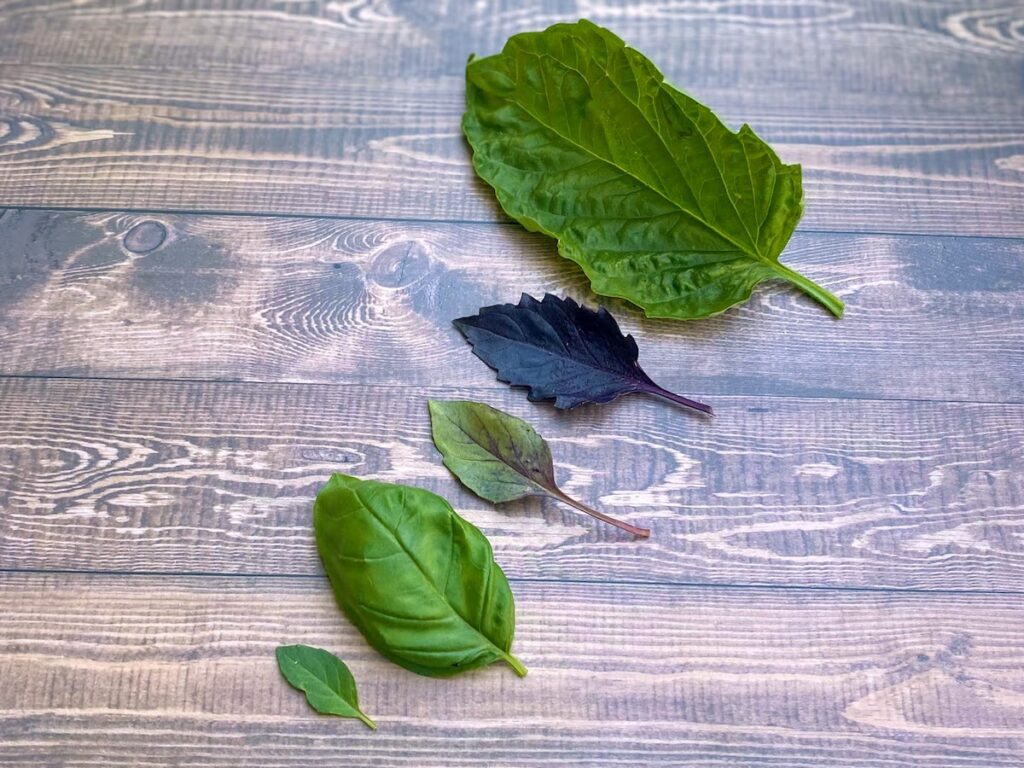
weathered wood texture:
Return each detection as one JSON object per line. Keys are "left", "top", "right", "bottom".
{"left": 1, "top": 376, "right": 1021, "bottom": 591}
{"left": 1, "top": 0, "right": 1022, "bottom": 235}
{"left": 1, "top": 0, "right": 1023, "bottom": 764}
{"left": 3, "top": 209, "right": 1023, "bottom": 403}
{"left": 1, "top": 572, "right": 1022, "bottom": 767}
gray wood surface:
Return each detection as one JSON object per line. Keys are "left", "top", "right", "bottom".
{"left": 2, "top": 209, "right": 1023, "bottom": 403}
{"left": 1, "top": 376, "right": 1022, "bottom": 591}
{"left": 1, "top": 573, "right": 1023, "bottom": 767}
{"left": 0, "top": 0, "right": 1022, "bottom": 765}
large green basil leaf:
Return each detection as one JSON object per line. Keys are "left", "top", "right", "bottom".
{"left": 313, "top": 473, "right": 527, "bottom": 678}
{"left": 463, "top": 19, "right": 844, "bottom": 319}
{"left": 275, "top": 644, "right": 376, "bottom": 729}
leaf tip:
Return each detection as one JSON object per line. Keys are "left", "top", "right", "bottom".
{"left": 274, "top": 644, "right": 298, "bottom": 667}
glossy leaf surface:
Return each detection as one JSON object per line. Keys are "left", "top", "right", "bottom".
{"left": 463, "top": 20, "right": 843, "bottom": 319}
{"left": 275, "top": 644, "right": 376, "bottom": 729}
{"left": 454, "top": 293, "right": 712, "bottom": 415}
{"left": 313, "top": 474, "right": 526, "bottom": 678}
{"left": 429, "top": 399, "right": 651, "bottom": 538}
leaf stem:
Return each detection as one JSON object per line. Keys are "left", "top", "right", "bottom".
{"left": 549, "top": 489, "right": 651, "bottom": 538}
{"left": 773, "top": 263, "right": 844, "bottom": 318}
{"left": 357, "top": 712, "right": 378, "bottom": 730}
{"left": 641, "top": 384, "right": 713, "bottom": 416}
{"left": 502, "top": 652, "right": 529, "bottom": 677}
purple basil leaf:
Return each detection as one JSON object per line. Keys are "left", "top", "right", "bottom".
{"left": 453, "top": 294, "right": 712, "bottom": 415}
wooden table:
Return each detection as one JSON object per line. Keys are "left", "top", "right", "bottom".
{"left": 1, "top": 2, "right": 1022, "bottom": 765}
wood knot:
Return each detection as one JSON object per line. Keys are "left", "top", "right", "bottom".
{"left": 123, "top": 221, "right": 167, "bottom": 253}
{"left": 369, "top": 241, "right": 431, "bottom": 288}
{"left": 0, "top": 116, "right": 55, "bottom": 149}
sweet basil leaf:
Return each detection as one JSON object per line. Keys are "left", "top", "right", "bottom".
{"left": 275, "top": 644, "right": 376, "bottom": 729}
{"left": 313, "top": 473, "right": 527, "bottom": 678}
{"left": 454, "top": 293, "right": 712, "bottom": 415}
{"left": 463, "top": 20, "right": 843, "bottom": 320}
{"left": 429, "top": 399, "right": 651, "bottom": 538}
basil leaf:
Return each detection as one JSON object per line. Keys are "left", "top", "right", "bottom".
{"left": 313, "top": 474, "right": 527, "bottom": 678}
{"left": 463, "top": 20, "right": 844, "bottom": 320}
{"left": 275, "top": 644, "right": 376, "bottom": 729}
{"left": 455, "top": 293, "right": 712, "bottom": 415}
{"left": 429, "top": 399, "right": 651, "bottom": 538}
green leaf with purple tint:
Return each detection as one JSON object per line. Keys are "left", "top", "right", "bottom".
{"left": 429, "top": 399, "right": 651, "bottom": 538}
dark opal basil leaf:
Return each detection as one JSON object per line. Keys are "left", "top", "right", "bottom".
{"left": 463, "top": 20, "right": 843, "bottom": 320}
{"left": 429, "top": 399, "right": 651, "bottom": 538}
{"left": 454, "top": 293, "right": 712, "bottom": 415}
{"left": 275, "top": 644, "right": 376, "bottom": 729}
{"left": 313, "top": 474, "right": 527, "bottom": 678}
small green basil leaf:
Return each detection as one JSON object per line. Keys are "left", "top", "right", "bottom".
{"left": 313, "top": 474, "right": 527, "bottom": 678}
{"left": 429, "top": 399, "right": 650, "bottom": 538}
{"left": 275, "top": 644, "right": 376, "bottom": 729}
{"left": 463, "top": 20, "right": 843, "bottom": 320}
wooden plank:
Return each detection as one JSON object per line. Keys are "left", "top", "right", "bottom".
{"left": 1, "top": 376, "right": 1021, "bottom": 590}
{"left": 0, "top": 2, "right": 1022, "bottom": 234}
{"left": 0, "top": 572, "right": 1022, "bottom": 766}
{"left": 2, "top": 209, "right": 1023, "bottom": 403}
{"left": 2, "top": 0, "right": 1019, "bottom": 91}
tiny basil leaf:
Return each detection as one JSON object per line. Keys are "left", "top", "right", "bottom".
{"left": 314, "top": 474, "right": 527, "bottom": 678}
{"left": 454, "top": 293, "right": 712, "bottom": 415}
{"left": 463, "top": 20, "right": 843, "bottom": 320}
{"left": 275, "top": 644, "right": 376, "bottom": 729}
{"left": 429, "top": 399, "right": 651, "bottom": 538}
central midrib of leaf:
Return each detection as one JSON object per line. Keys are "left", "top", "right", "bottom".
{"left": 489, "top": 55, "right": 778, "bottom": 268}
{"left": 470, "top": 324, "right": 637, "bottom": 389}
{"left": 445, "top": 411, "right": 555, "bottom": 496}
{"left": 349, "top": 487, "right": 510, "bottom": 659}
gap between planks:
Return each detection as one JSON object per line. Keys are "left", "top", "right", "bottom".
{"left": 1, "top": 371, "right": 1023, "bottom": 410}
{"left": 5, "top": 203, "right": 1024, "bottom": 245}
{"left": 2, "top": 567, "right": 1022, "bottom": 600}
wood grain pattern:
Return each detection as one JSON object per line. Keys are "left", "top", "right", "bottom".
{"left": 0, "top": 0, "right": 1022, "bottom": 234}
{"left": 2, "top": 209, "right": 1023, "bottom": 403}
{"left": 3, "top": 0, "right": 1021, "bottom": 84}
{"left": 1, "top": 376, "right": 1021, "bottom": 590}
{"left": 1, "top": 0, "right": 1023, "bottom": 762}
{"left": 1, "top": 572, "right": 1022, "bottom": 767}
